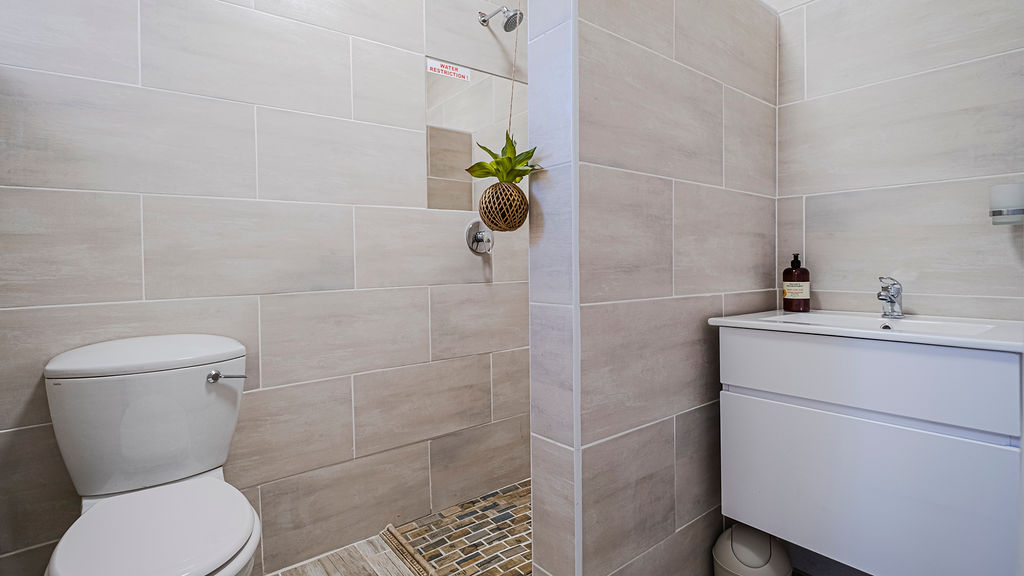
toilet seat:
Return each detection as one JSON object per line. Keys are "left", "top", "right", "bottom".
{"left": 48, "top": 477, "right": 254, "bottom": 576}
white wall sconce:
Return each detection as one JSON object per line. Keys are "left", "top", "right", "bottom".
{"left": 990, "top": 184, "right": 1024, "bottom": 225}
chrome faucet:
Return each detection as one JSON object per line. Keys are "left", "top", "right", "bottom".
{"left": 877, "top": 276, "right": 904, "bottom": 319}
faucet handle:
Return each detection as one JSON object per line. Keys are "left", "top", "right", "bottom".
{"left": 879, "top": 276, "right": 902, "bottom": 293}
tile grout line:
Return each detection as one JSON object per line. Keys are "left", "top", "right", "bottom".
{"left": 139, "top": 195, "right": 146, "bottom": 300}
{"left": 579, "top": 161, "right": 777, "bottom": 199}
{"left": 0, "top": 538, "right": 61, "bottom": 559}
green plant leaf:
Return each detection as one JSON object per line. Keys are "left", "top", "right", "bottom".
{"left": 466, "top": 162, "right": 497, "bottom": 178}
{"left": 476, "top": 143, "right": 499, "bottom": 160}
{"left": 512, "top": 147, "right": 535, "bottom": 167}
{"left": 501, "top": 131, "right": 516, "bottom": 158}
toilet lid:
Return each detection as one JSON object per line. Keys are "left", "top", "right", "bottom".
{"left": 49, "top": 478, "right": 254, "bottom": 576}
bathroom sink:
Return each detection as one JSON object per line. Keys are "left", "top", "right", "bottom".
{"left": 710, "top": 310, "right": 1023, "bottom": 353}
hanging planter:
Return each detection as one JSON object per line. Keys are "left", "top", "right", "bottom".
{"left": 466, "top": 132, "right": 540, "bottom": 232}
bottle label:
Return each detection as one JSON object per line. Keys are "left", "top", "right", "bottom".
{"left": 783, "top": 282, "right": 810, "bottom": 300}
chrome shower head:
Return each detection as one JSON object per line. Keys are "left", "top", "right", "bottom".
{"left": 479, "top": 6, "right": 524, "bottom": 32}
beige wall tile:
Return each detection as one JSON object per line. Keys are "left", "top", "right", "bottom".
{"left": 580, "top": 22, "right": 723, "bottom": 184}
{"left": 429, "top": 415, "right": 530, "bottom": 510}
{"left": 0, "top": 425, "right": 78, "bottom": 554}
{"left": 529, "top": 165, "right": 575, "bottom": 305}
{"left": 354, "top": 207, "right": 489, "bottom": 288}
{"left": 806, "top": 0, "right": 1024, "bottom": 97}
{"left": 532, "top": 436, "right": 575, "bottom": 576}
{"left": 0, "top": 541, "right": 57, "bottom": 576}
{"left": 144, "top": 196, "right": 354, "bottom": 299}
{"left": 239, "top": 487, "right": 263, "bottom": 576}
{"left": 765, "top": 0, "right": 809, "bottom": 11}
{"left": 492, "top": 348, "right": 530, "bottom": 420}
{"left": 1, "top": 0, "right": 137, "bottom": 82}
{"left": 674, "top": 184, "right": 776, "bottom": 295}
{"left": 528, "top": 0, "right": 571, "bottom": 41}
{"left": 530, "top": 304, "right": 575, "bottom": 446}
{"left": 257, "top": 107, "right": 426, "bottom": 207}
{"left": 579, "top": 0, "right": 673, "bottom": 57}
{"left": 903, "top": 295, "right": 1024, "bottom": 322}
{"left": 778, "top": 8, "right": 805, "bottom": 105}
{"left": 428, "top": 178, "right": 473, "bottom": 210}
{"left": 724, "top": 88, "right": 776, "bottom": 196}
{"left": 260, "top": 288, "right": 429, "bottom": 387}
{"left": 582, "top": 420, "right": 675, "bottom": 576}
{"left": 353, "top": 355, "right": 491, "bottom": 456}
{"left": 611, "top": 507, "right": 721, "bottom": 576}
{"left": 580, "top": 295, "right": 721, "bottom": 444}
{"left": 352, "top": 39, "right": 425, "bottom": 130}
{"left": 441, "top": 78, "right": 495, "bottom": 134}
{"left": 723, "top": 290, "right": 778, "bottom": 316}
{"left": 674, "top": 0, "right": 778, "bottom": 104}
{"left": 141, "top": 0, "right": 351, "bottom": 117}
{"left": 0, "top": 189, "right": 141, "bottom": 308}
{"left": 779, "top": 51, "right": 1024, "bottom": 195}
{"left": 254, "top": 0, "right": 425, "bottom": 52}
{"left": 675, "top": 402, "right": 720, "bottom": 528}
{"left": 225, "top": 378, "right": 353, "bottom": 489}
{"left": 777, "top": 196, "right": 804, "bottom": 278}
{"left": 426, "top": 0, "right": 528, "bottom": 80}
{"left": 428, "top": 127, "right": 473, "bottom": 181}
{"left": 492, "top": 78, "right": 529, "bottom": 124}
{"left": 809, "top": 291, "right": 879, "bottom": 314}
{"left": 0, "top": 66, "right": 256, "bottom": 197}
{"left": 260, "top": 443, "right": 430, "bottom": 573}
{"left": 579, "top": 164, "right": 674, "bottom": 303}
{"left": 492, "top": 223, "right": 530, "bottom": 283}
{"left": 528, "top": 21, "right": 573, "bottom": 168}
{"left": 0, "top": 297, "right": 259, "bottom": 430}
{"left": 804, "top": 177, "right": 1024, "bottom": 297}
{"left": 429, "top": 282, "right": 529, "bottom": 360}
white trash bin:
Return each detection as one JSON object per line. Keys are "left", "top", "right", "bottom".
{"left": 713, "top": 524, "right": 792, "bottom": 576}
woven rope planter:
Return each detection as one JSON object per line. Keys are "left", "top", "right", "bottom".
{"left": 478, "top": 181, "right": 529, "bottom": 232}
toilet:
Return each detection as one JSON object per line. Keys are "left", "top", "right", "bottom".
{"left": 43, "top": 334, "right": 261, "bottom": 576}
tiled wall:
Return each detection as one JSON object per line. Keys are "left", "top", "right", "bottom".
{"left": 0, "top": 1, "right": 531, "bottom": 574}
{"left": 777, "top": 0, "right": 1024, "bottom": 319}
{"left": 527, "top": 0, "right": 778, "bottom": 574}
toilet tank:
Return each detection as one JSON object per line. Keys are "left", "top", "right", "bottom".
{"left": 44, "top": 334, "right": 246, "bottom": 496}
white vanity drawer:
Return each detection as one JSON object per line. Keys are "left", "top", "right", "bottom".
{"left": 720, "top": 327, "right": 1021, "bottom": 436}
{"left": 721, "top": 392, "right": 1020, "bottom": 576}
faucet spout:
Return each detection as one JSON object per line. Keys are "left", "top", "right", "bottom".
{"left": 877, "top": 276, "right": 904, "bottom": 319}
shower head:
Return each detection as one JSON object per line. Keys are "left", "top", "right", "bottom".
{"left": 479, "top": 6, "right": 524, "bottom": 32}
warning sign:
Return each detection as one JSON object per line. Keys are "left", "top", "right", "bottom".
{"left": 426, "top": 58, "right": 472, "bottom": 82}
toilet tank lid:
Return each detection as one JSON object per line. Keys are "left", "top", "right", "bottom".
{"left": 45, "top": 334, "right": 245, "bottom": 379}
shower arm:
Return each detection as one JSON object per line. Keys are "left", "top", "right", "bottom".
{"left": 478, "top": 6, "right": 508, "bottom": 26}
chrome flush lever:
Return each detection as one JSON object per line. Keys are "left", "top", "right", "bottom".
{"left": 206, "top": 370, "right": 247, "bottom": 384}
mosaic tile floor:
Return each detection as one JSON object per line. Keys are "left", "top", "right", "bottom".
{"left": 385, "top": 479, "right": 532, "bottom": 576}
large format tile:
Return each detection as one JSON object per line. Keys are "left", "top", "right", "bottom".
{"left": 257, "top": 107, "right": 425, "bottom": 207}
{"left": 492, "top": 348, "right": 530, "bottom": 420}
{"left": 529, "top": 165, "right": 575, "bottom": 305}
{"left": 611, "top": 507, "right": 721, "bottom": 576}
{"left": 579, "top": 164, "right": 674, "bottom": 303}
{"left": 141, "top": 0, "right": 351, "bottom": 116}
{"left": 239, "top": 487, "right": 263, "bottom": 576}
{"left": 429, "top": 283, "right": 529, "bottom": 360}
{"left": 723, "top": 290, "right": 777, "bottom": 316}
{"left": 0, "top": 188, "right": 141, "bottom": 308}
{"left": 724, "top": 88, "right": 776, "bottom": 196}
{"left": 354, "top": 208, "right": 489, "bottom": 288}
{"left": 806, "top": 0, "right": 1024, "bottom": 97}
{"left": 254, "top": 0, "right": 425, "bottom": 52}
{"left": 580, "top": 295, "right": 720, "bottom": 444}
{"left": 1, "top": 0, "right": 137, "bottom": 82}
{"left": 529, "top": 0, "right": 571, "bottom": 41}
{"left": 777, "top": 196, "right": 804, "bottom": 277}
{"left": 0, "top": 297, "right": 259, "bottom": 430}
{"left": 528, "top": 21, "right": 573, "bottom": 169}
{"left": 582, "top": 420, "right": 675, "bottom": 576}
{"left": 674, "top": 184, "right": 776, "bottom": 295}
{"left": 675, "top": 402, "right": 721, "bottom": 528}
{"left": 0, "top": 425, "right": 79, "bottom": 554}
{"left": 352, "top": 39, "right": 425, "bottom": 130}
{"left": 580, "top": 22, "right": 722, "bottom": 184}
{"left": 426, "top": 0, "right": 528, "bottom": 80}
{"left": 779, "top": 51, "right": 1024, "bottom": 195}
{"left": 260, "top": 443, "right": 431, "bottom": 573}
{"left": 353, "top": 355, "right": 491, "bottom": 456}
{"left": 530, "top": 304, "right": 575, "bottom": 446}
{"left": 0, "top": 66, "right": 256, "bottom": 196}
{"left": 0, "top": 542, "right": 58, "bottom": 576}
{"left": 532, "top": 436, "right": 575, "bottom": 576}
{"left": 427, "top": 127, "right": 473, "bottom": 181}
{"left": 429, "top": 415, "right": 530, "bottom": 510}
{"left": 427, "top": 178, "right": 472, "bottom": 210}
{"left": 492, "top": 223, "right": 530, "bottom": 283}
{"left": 674, "top": 0, "right": 778, "bottom": 104}
{"left": 144, "top": 196, "right": 354, "bottom": 299}
{"left": 579, "top": 0, "right": 673, "bottom": 57}
{"left": 804, "top": 177, "right": 1024, "bottom": 297}
{"left": 778, "top": 8, "right": 805, "bottom": 105}
{"left": 225, "top": 378, "right": 353, "bottom": 489}
{"left": 260, "top": 288, "right": 429, "bottom": 387}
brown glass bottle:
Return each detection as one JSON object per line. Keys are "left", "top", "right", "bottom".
{"left": 783, "top": 253, "right": 810, "bottom": 312}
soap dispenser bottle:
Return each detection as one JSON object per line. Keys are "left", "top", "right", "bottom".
{"left": 783, "top": 253, "right": 810, "bottom": 312}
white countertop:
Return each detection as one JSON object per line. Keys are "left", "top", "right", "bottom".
{"left": 709, "top": 310, "right": 1024, "bottom": 353}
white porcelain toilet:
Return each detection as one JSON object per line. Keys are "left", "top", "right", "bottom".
{"left": 42, "top": 334, "right": 261, "bottom": 576}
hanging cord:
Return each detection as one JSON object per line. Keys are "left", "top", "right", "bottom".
{"left": 507, "top": 0, "right": 522, "bottom": 134}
